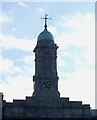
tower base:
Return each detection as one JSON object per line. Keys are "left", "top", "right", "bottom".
{"left": 2, "top": 96, "right": 93, "bottom": 119}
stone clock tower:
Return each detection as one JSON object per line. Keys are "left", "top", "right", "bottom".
{"left": 2, "top": 15, "right": 93, "bottom": 119}
{"left": 33, "top": 15, "right": 60, "bottom": 100}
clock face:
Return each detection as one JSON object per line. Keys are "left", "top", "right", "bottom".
{"left": 43, "top": 80, "right": 52, "bottom": 90}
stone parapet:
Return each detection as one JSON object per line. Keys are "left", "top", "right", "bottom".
{"left": 70, "top": 101, "right": 82, "bottom": 108}
{"left": 2, "top": 96, "right": 93, "bottom": 119}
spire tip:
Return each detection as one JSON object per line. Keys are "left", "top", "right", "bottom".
{"left": 41, "top": 14, "right": 51, "bottom": 30}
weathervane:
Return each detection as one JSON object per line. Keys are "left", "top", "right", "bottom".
{"left": 41, "top": 14, "right": 51, "bottom": 30}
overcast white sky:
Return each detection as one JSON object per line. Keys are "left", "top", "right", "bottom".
{"left": 0, "top": 1, "right": 95, "bottom": 109}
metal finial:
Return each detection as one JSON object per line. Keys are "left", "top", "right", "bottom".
{"left": 41, "top": 14, "right": 51, "bottom": 30}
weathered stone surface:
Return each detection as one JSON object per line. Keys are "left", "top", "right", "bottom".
{"left": 70, "top": 101, "right": 82, "bottom": 108}
{"left": 70, "top": 109, "right": 83, "bottom": 118}
{"left": 91, "top": 109, "right": 97, "bottom": 118}
{"left": 2, "top": 96, "right": 93, "bottom": 119}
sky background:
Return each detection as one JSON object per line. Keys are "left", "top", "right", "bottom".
{"left": 0, "top": 1, "right": 95, "bottom": 109}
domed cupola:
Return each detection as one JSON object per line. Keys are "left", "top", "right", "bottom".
{"left": 38, "top": 29, "right": 54, "bottom": 41}
{"left": 37, "top": 14, "right": 54, "bottom": 41}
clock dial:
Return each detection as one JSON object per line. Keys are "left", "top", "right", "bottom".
{"left": 43, "top": 80, "right": 52, "bottom": 90}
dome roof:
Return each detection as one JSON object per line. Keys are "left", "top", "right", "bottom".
{"left": 38, "top": 29, "right": 54, "bottom": 41}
